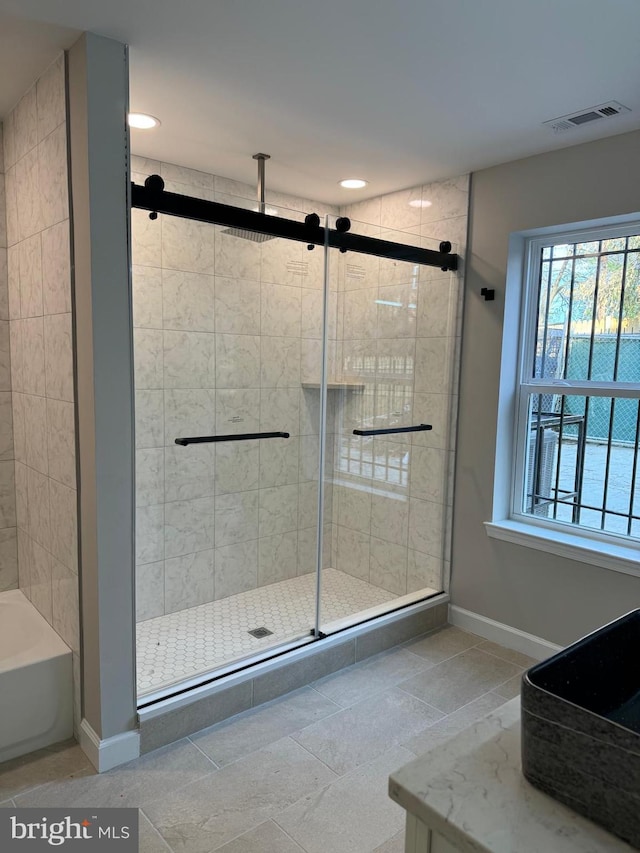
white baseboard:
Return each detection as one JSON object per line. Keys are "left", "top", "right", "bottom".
{"left": 449, "top": 605, "right": 562, "bottom": 661}
{"left": 80, "top": 720, "right": 140, "bottom": 772}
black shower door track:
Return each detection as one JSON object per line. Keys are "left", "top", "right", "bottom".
{"left": 131, "top": 179, "right": 459, "bottom": 271}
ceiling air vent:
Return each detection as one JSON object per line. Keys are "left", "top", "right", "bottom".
{"left": 543, "top": 101, "right": 631, "bottom": 133}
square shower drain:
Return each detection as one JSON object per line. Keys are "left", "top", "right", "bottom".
{"left": 248, "top": 627, "right": 273, "bottom": 638}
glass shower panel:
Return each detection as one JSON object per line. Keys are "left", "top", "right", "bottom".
{"left": 133, "top": 194, "right": 326, "bottom": 699}
{"left": 318, "top": 217, "right": 456, "bottom": 635}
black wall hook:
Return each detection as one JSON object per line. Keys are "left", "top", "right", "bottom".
{"left": 480, "top": 288, "right": 495, "bottom": 301}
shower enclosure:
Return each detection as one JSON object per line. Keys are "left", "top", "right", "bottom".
{"left": 131, "top": 166, "right": 459, "bottom": 703}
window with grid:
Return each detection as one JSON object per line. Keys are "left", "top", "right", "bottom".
{"left": 515, "top": 224, "right": 640, "bottom": 542}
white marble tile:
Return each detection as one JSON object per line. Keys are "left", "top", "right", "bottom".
{"left": 163, "top": 269, "right": 216, "bottom": 332}
{"left": 369, "top": 536, "right": 407, "bottom": 596}
{"left": 411, "top": 392, "right": 450, "bottom": 450}
{"left": 7, "top": 245, "right": 21, "bottom": 320}
{"left": 0, "top": 391, "right": 12, "bottom": 462}
{"left": 258, "top": 530, "right": 298, "bottom": 586}
{"left": 215, "top": 388, "right": 260, "bottom": 435}
{"left": 261, "top": 283, "right": 301, "bottom": 338}
{"left": 16, "top": 148, "right": 42, "bottom": 239}
{"left": 14, "top": 459, "right": 28, "bottom": 532}
{"left": 131, "top": 155, "right": 161, "bottom": 176}
{"left": 297, "top": 526, "right": 318, "bottom": 575}
{"left": 215, "top": 334, "right": 260, "bottom": 389}
{"left": 131, "top": 208, "right": 161, "bottom": 267}
{"left": 376, "top": 283, "right": 417, "bottom": 341}
{"left": 342, "top": 197, "right": 382, "bottom": 228}
{"left": 298, "top": 481, "right": 318, "bottom": 530}
{"left": 416, "top": 277, "right": 456, "bottom": 338}
{"left": 44, "top": 312, "right": 74, "bottom": 401}
{"left": 51, "top": 556, "right": 79, "bottom": 652}
{"left": 336, "top": 484, "right": 371, "bottom": 534}
{"left": 136, "top": 448, "right": 164, "bottom": 507}
{"left": 162, "top": 215, "right": 214, "bottom": 275}
{"left": 165, "top": 549, "right": 214, "bottom": 613}
{"left": 48, "top": 478, "right": 77, "bottom": 571}
{"left": 160, "top": 163, "right": 213, "bottom": 191}
{"left": 36, "top": 55, "right": 65, "bottom": 142}
{"left": 409, "top": 446, "right": 446, "bottom": 503}
{"left": 5, "top": 167, "right": 20, "bottom": 249}
{"left": 164, "top": 389, "right": 216, "bottom": 446}
{"left": 164, "top": 444, "right": 215, "bottom": 502}
{"left": 30, "top": 537, "right": 52, "bottom": 622}
{"left": 407, "top": 497, "right": 444, "bottom": 558}
{"left": 336, "top": 526, "right": 370, "bottom": 581}
{"left": 420, "top": 175, "right": 469, "bottom": 224}
{"left": 136, "top": 390, "right": 164, "bottom": 448}
{"left": 3, "top": 112, "right": 16, "bottom": 170}
{"left": 414, "top": 337, "right": 452, "bottom": 395}
{"left": 343, "top": 289, "right": 377, "bottom": 340}
{"left": 136, "top": 504, "right": 164, "bottom": 565}
{"left": 215, "top": 490, "right": 259, "bottom": 547}
{"left": 407, "top": 549, "right": 442, "bottom": 593}
{"left": 17, "top": 527, "right": 30, "bottom": 597}
{"left": 22, "top": 317, "right": 46, "bottom": 396}
{"left": 214, "top": 538, "right": 258, "bottom": 599}
{"left": 18, "top": 232, "right": 43, "bottom": 317}
{"left": 214, "top": 277, "right": 260, "bottom": 335}
{"left": 14, "top": 87, "right": 38, "bottom": 161}
{"left": 370, "top": 491, "right": 409, "bottom": 546}
{"left": 38, "top": 123, "right": 69, "bottom": 229}
{"left": 0, "top": 179, "right": 6, "bottom": 252}
{"left": 26, "top": 465, "right": 48, "bottom": 547}
{"left": 261, "top": 388, "right": 300, "bottom": 436}
{"left": 259, "top": 484, "right": 298, "bottom": 537}
{"left": 165, "top": 497, "right": 214, "bottom": 559}
{"left": 132, "top": 264, "right": 163, "bottom": 329}
{"left": 259, "top": 436, "right": 299, "bottom": 488}
{"left": 0, "top": 527, "right": 18, "bottom": 592}
{"left": 380, "top": 186, "right": 422, "bottom": 231}
{"left": 261, "top": 236, "right": 306, "bottom": 287}
{"left": 215, "top": 441, "right": 259, "bottom": 495}
{"left": 41, "top": 220, "right": 71, "bottom": 315}
{"left": 163, "top": 330, "right": 216, "bottom": 389}
{"left": 260, "top": 337, "right": 300, "bottom": 388}
{"left": 214, "top": 226, "right": 261, "bottom": 282}
{"left": 24, "top": 392, "right": 48, "bottom": 475}
{"left": 134, "top": 328, "right": 164, "bottom": 390}
{"left": 136, "top": 560, "right": 165, "bottom": 622}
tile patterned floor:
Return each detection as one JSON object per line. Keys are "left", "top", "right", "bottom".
{"left": 0, "top": 626, "right": 535, "bottom": 853}
{"left": 137, "top": 568, "right": 410, "bottom": 697}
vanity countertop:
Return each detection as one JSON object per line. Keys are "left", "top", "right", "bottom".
{"left": 389, "top": 697, "right": 634, "bottom": 853}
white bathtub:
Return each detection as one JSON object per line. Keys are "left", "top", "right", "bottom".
{"left": 0, "top": 589, "right": 73, "bottom": 763}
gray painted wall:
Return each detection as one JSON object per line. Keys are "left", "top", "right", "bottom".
{"left": 452, "top": 129, "right": 640, "bottom": 646}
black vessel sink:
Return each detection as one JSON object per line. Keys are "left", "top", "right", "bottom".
{"left": 522, "top": 609, "right": 640, "bottom": 848}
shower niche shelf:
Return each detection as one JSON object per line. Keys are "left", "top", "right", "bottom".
{"left": 302, "top": 380, "right": 365, "bottom": 391}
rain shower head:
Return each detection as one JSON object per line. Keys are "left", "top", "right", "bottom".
{"left": 223, "top": 153, "right": 276, "bottom": 242}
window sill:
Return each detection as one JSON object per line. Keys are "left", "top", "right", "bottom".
{"left": 484, "top": 519, "right": 640, "bottom": 579}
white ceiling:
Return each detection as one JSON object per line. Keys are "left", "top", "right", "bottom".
{"left": 1, "top": 0, "right": 640, "bottom": 204}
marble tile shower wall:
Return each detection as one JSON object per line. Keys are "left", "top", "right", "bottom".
{"left": 2, "top": 56, "right": 80, "bottom": 729}
{"left": 331, "top": 176, "right": 468, "bottom": 597}
{"left": 131, "top": 156, "right": 339, "bottom": 621}
{"left": 0, "top": 124, "right": 17, "bottom": 593}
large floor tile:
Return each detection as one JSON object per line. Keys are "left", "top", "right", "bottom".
{"left": 0, "top": 799, "right": 15, "bottom": 807}
{"left": 275, "top": 745, "right": 412, "bottom": 853}
{"left": 214, "top": 820, "right": 305, "bottom": 852}
{"left": 493, "top": 674, "right": 522, "bottom": 700}
{"left": 476, "top": 640, "right": 537, "bottom": 668}
{"left": 292, "top": 687, "right": 442, "bottom": 775}
{"left": 15, "top": 739, "right": 215, "bottom": 809}
{"left": 143, "top": 737, "right": 337, "bottom": 853}
{"left": 402, "top": 692, "right": 507, "bottom": 756}
{"left": 140, "top": 810, "right": 174, "bottom": 853}
{"left": 190, "top": 687, "right": 340, "bottom": 767}
{"left": 373, "top": 831, "right": 405, "bottom": 852}
{"left": 0, "top": 740, "right": 92, "bottom": 801}
{"left": 311, "top": 647, "right": 431, "bottom": 708}
{"left": 399, "top": 648, "right": 521, "bottom": 714}
{"left": 402, "top": 625, "right": 480, "bottom": 664}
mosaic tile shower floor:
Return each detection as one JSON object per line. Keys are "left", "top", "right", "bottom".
{"left": 137, "top": 569, "right": 434, "bottom": 696}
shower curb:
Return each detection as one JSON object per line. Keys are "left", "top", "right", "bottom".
{"left": 138, "top": 597, "right": 448, "bottom": 754}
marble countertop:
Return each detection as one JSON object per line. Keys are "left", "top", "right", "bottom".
{"left": 389, "top": 698, "right": 634, "bottom": 853}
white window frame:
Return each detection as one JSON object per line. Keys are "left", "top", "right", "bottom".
{"left": 486, "top": 215, "right": 640, "bottom": 578}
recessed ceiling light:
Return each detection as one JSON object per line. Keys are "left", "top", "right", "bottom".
{"left": 409, "top": 199, "right": 433, "bottom": 208}
{"left": 128, "top": 112, "right": 160, "bottom": 130}
{"left": 339, "top": 178, "right": 368, "bottom": 189}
